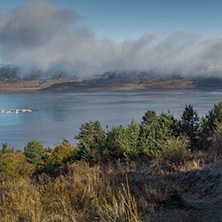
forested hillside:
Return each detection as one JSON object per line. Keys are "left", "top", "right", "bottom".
{"left": 0, "top": 66, "right": 20, "bottom": 83}
{"left": 1, "top": 103, "right": 222, "bottom": 221}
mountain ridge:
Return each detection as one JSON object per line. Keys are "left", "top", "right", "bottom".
{"left": 0, "top": 67, "right": 222, "bottom": 92}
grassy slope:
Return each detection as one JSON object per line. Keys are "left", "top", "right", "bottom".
{"left": 3, "top": 75, "right": 222, "bottom": 92}
{"left": 1, "top": 149, "right": 222, "bottom": 222}
{"left": 0, "top": 77, "right": 78, "bottom": 92}
{"left": 0, "top": 76, "right": 195, "bottom": 92}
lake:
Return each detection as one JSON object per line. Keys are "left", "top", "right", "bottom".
{"left": 0, "top": 89, "right": 222, "bottom": 150}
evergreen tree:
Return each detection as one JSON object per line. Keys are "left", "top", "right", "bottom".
{"left": 199, "top": 102, "right": 222, "bottom": 150}
{"left": 105, "top": 124, "right": 128, "bottom": 159}
{"left": 74, "top": 120, "right": 106, "bottom": 163}
{"left": 138, "top": 111, "right": 176, "bottom": 159}
{"left": 179, "top": 104, "right": 200, "bottom": 150}
{"left": 125, "top": 119, "right": 140, "bottom": 161}
{"left": 105, "top": 119, "right": 140, "bottom": 161}
{"left": 24, "top": 141, "right": 45, "bottom": 165}
{"left": 142, "top": 110, "right": 157, "bottom": 125}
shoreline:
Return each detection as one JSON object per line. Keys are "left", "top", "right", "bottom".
{"left": 0, "top": 84, "right": 196, "bottom": 93}
{"left": 1, "top": 76, "right": 222, "bottom": 93}
{"left": 0, "top": 81, "right": 221, "bottom": 93}
{"left": 0, "top": 77, "right": 196, "bottom": 93}
{"left": 0, "top": 86, "right": 218, "bottom": 93}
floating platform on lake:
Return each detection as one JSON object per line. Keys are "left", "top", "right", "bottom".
{"left": 0, "top": 109, "right": 37, "bottom": 113}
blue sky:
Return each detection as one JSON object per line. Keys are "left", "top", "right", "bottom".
{"left": 0, "top": 0, "right": 222, "bottom": 77}
{"left": 1, "top": 0, "right": 222, "bottom": 42}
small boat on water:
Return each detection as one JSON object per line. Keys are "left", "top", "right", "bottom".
{"left": 0, "top": 109, "right": 37, "bottom": 113}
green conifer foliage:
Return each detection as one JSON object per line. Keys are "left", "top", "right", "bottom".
{"left": 124, "top": 119, "right": 140, "bottom": 161}
{"left": 179, "top": 104, "right": 200, "bottom": 150}
{"left": 142, "top": 110, "right": 157, "bottom": 125}
{"left": 199, "top": 102, "right": 222, "bottom": 150}
{"left": 106, "top": 125, "right": 128, "bottom": 159}
{"left": 74, "top": 120, "right": 106, "bottom": 163}
{"left": 24, "top": 141, "right": 45, "bottom": 165}
{"left": 212, "top": 102, "right": 222, "bottom": 122}
{"left": 138, "top": 111, "right": 176, "bottom": 159}
{"left": 103, "top": 120, "right": 140, "bottom": 161}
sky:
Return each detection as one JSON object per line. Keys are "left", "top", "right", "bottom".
{"left": 0, "top": 0, "right": 222, "bottom": 77}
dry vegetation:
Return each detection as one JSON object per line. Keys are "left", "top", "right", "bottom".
{"left": 0, "top": 77, "right": 78, "bottom": 92}
{"left": 1, "top": 145, "right": 222, "bottom": 222}
{"left": 141, "top": 78, "right": 195, "bottom": 89}
{"left": 1, "top": 103, "right": 222, "bottom": 221}
{"left": 0, "top": 76, "right": 195, "bottom": 92}
{"left": 0, "top": 66, "right": 221, "bottom": 92}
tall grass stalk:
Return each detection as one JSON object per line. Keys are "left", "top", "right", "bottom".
{"left": 120, "top": 174, "right": 139, "bottom": 222}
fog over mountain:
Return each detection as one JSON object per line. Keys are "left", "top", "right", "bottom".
{"left": 0, "top": 0, "right": 222, "bottom": 77}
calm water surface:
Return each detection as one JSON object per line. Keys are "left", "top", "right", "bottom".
{"left": 0, "top": 89, "right": 222, "bottom": 150}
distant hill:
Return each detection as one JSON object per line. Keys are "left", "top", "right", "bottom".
{"left": 0, "top": 67, "right": 222, "bottom": 92}
{"left": 193, "top": 77, "right": 222, "bottom": 88}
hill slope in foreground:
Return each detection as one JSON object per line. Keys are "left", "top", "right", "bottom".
{"left": 1, "top": 75, "right": 222, "bottom": 92}
{"left": 1, "top": 145, "right": 222, "bottom": 221}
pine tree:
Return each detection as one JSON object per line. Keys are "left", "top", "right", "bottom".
{"left": 138, "top": 111, "right": 176, "bottom": 159}
{"left": 199, "top": 102, "right": 222, "bottom": 150}
{"left": 24, "top": 141, "right": 45, "bottom": 165}
{"left": 74, "top": 120, "right": 106, "bottom": 163}
{"left": 179, "top": 104, "right": 200, "bottom": 150}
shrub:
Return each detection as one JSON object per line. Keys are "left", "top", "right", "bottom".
{"left": 161, "top": 135, "right": 190, "bottom": 164}
{"left": 36, "top": 138, "right": 76, "bottom": 174}
{"left": 24, "top": 141, "right": 45, "bottom": 165}
{"left": 208, "top": 122, "right": 222, "bottom": 154}
{"left": 0, "top": 152, "right": 34, "bottom": 177}
{"left": 47, "top": 138, "right": 75, "bottom": 166}
{"left": 1, "top": 142, "right": 14, "bottom": 153}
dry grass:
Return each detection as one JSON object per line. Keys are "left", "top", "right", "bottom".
{"left": 0, "top": 177, "right": 43, "bottom": 222}
{"left": 0, "top": 76, "right": 195, "bottom": 93}
{"left": 1, "top": 149, "right": 222, "bottom": 221}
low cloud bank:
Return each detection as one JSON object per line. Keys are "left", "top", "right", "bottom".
{"left": 0, "top": 0, "right": 222, "bottom": 77}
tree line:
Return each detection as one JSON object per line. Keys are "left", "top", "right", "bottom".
{"left": 2, "top": 102, "right": 219, "bottom": 174}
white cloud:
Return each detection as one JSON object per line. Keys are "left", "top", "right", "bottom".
{"left": 0, "top": 0, "right": 222, "bottom": 77}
